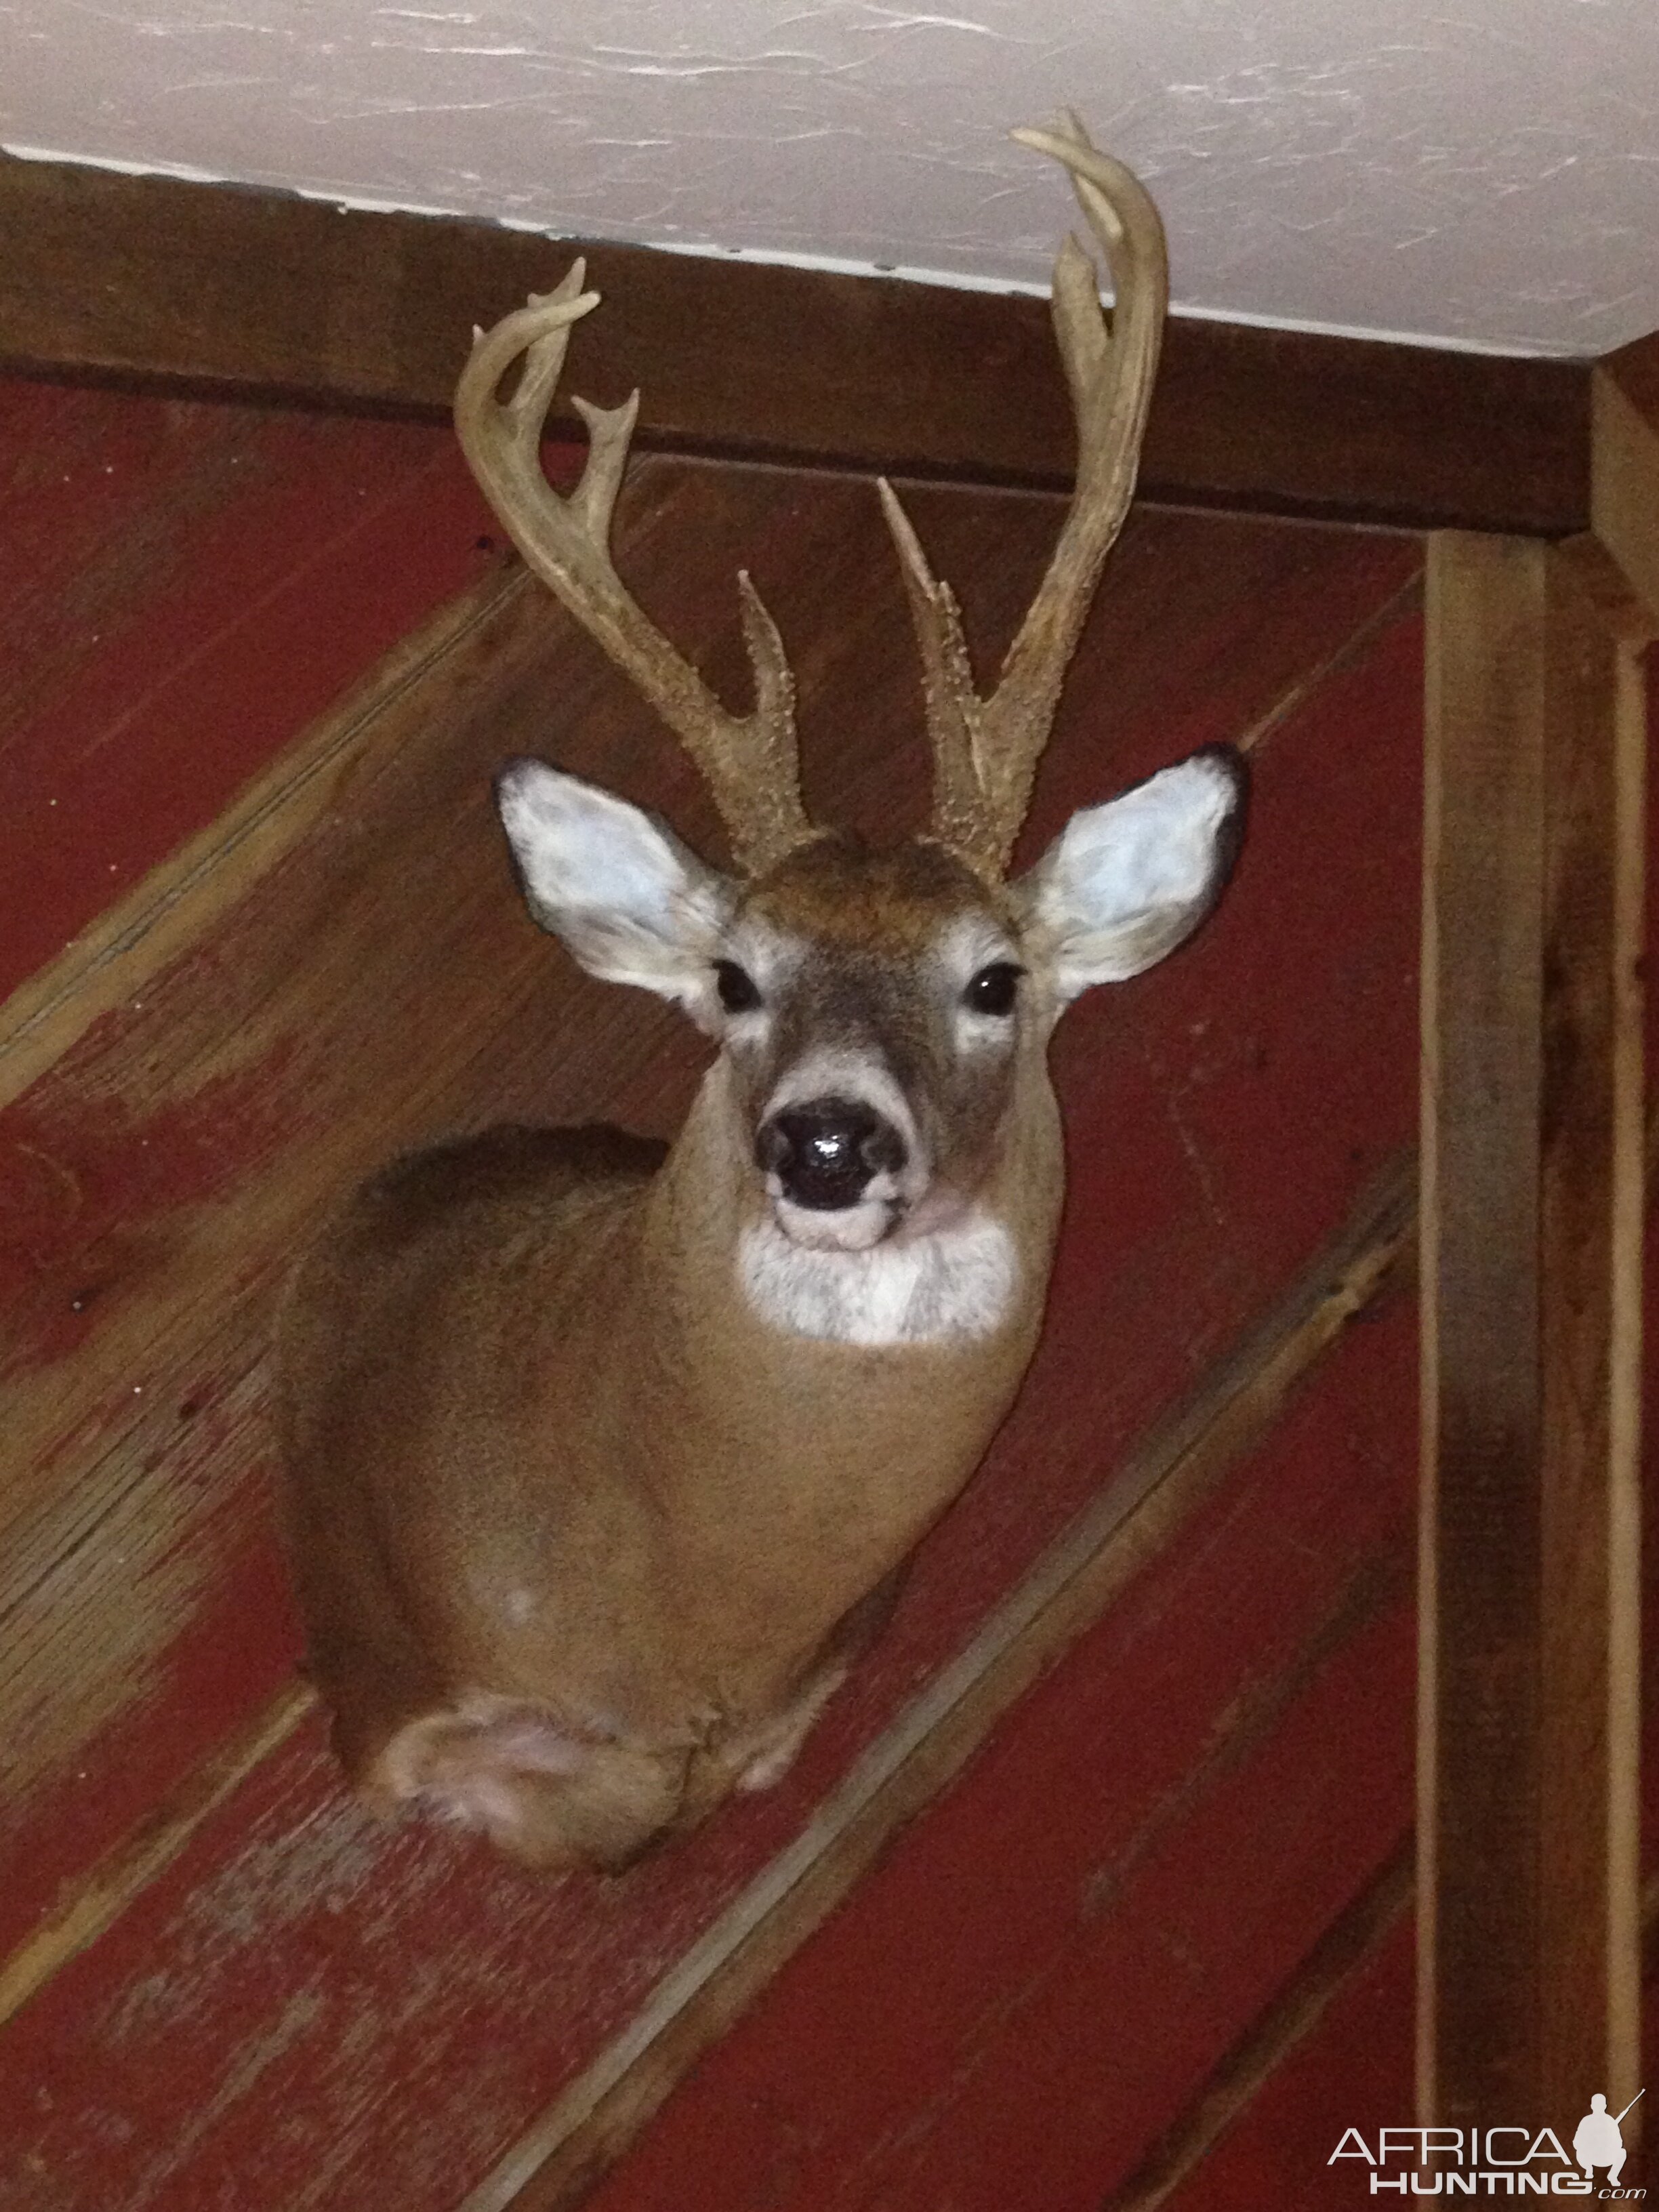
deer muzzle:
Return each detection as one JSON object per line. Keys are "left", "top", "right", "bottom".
{"left": 756, "top": 1096, "right": 907, "bottom": 1213}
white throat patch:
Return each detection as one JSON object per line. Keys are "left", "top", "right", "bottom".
{"left": 738, "top": 1209, "right": 1018, "bottom": 1347}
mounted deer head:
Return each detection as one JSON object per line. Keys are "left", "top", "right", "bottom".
{"left": 278, "top": 117, "right": 1246, "bottom": 1873}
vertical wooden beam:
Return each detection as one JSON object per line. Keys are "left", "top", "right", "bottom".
{"left": 1593, "top": 334, "right": 1659, "bottom": 621}
{"left": 1420, "top": 530, "right": 1647, "bottom": 2139}
{"left": 1420, "top": 531, "right": 1547, "bottom": 2124}
{"left": 1537, "top": 535, "right": 1649, "bottom": 2137}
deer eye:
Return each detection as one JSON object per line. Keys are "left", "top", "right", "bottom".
{"left": 962, "top": 962, "right": 1023, "bottom": 1017}
{"left": 715, "top": 960, "right": 762, "bottom": 1014}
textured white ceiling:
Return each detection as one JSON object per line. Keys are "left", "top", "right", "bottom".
{"left": 3, "top": 0, "right": 1656, "bottom": 356}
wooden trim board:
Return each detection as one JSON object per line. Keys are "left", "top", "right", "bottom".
{"left": 0, "top": 150, "right": 1586, "bottom": 536}
{"left": 1593, "top": 333, "right": 1659, "bottom": 621}
{"left": 1418, "top": 530, "right": 1649, "bottom": 2135}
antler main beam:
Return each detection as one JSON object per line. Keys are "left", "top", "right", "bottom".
{"left": 882, "top": 114, "right": 1170, "bottom": 879}
{"left": 454, "top": 260, "right": 812, "bottom": 877}
{"left": 457, "top": 116, "right": 1164, "bottom": 886}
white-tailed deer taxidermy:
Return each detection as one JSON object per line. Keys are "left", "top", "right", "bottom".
{"left": 278, "top": 117, "right": 1247, "bottom": 1872}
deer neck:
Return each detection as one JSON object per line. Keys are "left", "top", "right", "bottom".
{"left": 602, "top": 1054, "right": 1065, "bottom": 1592}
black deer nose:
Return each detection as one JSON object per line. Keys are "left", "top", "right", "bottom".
{"left": 756, "top": 1097, "right": 907, "bottom": 1211}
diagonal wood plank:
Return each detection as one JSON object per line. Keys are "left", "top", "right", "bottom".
{"left": 1099, "top": 1846, "right": 1414, "bottom": 2212}
{"left": 0, "top": 466, "right": 1423, "bottom": 2205}
{"left": 0, "top": 562, "right": 530, "bottom": 1108}
{"left": 472, "top": 1165, "right": 1415, "bottom": 2212}
{"left": 0, "top": 474, "right": 1420, "bottom": 1968}
{"left": 0, "top": 1205, "right": 1418, "bottom": 2212}
{"left": 561, "top": 1285, "right": 1420, "bottom": 2212}
{"left": 0, "top": 379, "right": 504, "bottom": 1002}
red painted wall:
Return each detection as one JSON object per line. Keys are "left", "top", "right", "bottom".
{"left": 1, "top": 368, "right": 1646, "bottom": 2212}
{"left": 0, "top": 380, "right": 502, "bottom": 995}
{"left": 0, "top": 369, "right": 1422, "bottom": 2209}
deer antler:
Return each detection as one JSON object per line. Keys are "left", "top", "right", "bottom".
{"left": 880, "top": 113, "right": 1170, "bottom": 880}
{"left": 454, "top": 261, "right": 813, "bottom": 878}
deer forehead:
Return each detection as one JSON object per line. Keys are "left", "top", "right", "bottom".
{"left": 733, "top": 838, "right": 1019, "bottom": 976}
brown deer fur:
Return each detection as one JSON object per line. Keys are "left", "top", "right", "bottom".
{"left": 276, "top": 119, "right": 1246, "bottom": 1872}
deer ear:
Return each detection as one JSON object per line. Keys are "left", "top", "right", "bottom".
{"left": 496, "top": 762, "right": 735, "bottom": 1006}
{"left": 1015, "top": 748, "right": 1246, "bottom": 1004}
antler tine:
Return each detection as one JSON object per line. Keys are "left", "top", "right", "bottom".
{"left": 880, "top": 113, "right": 1169, "bottom": 878}
{"left": 454, "top": 266, "right": 812, "bottom": 877}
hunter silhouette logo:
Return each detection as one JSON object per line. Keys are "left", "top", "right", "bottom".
{"left": 1330, "top": 2091, "right": 1647, "bottom": 2196}
{"left": 1575, "top": 2094, "right": 1643, "bottom": 2191}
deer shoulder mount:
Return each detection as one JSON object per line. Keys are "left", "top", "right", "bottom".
{"left": 278, "top": 117, "right": 1247, "bottom": 1873}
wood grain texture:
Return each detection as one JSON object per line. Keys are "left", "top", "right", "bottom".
{"left": 1151, "top": 924, "right": 1659, "bottom": 2212}
{"left": 1419, "top": 531, "right": 1548, "bottom": 2124}
{"left": 1153, "top": 1004, "right": 1659, "bottom": 2210}
{"left": 1594, "top": 333, "right": 1659, "bottom": 621}
{"left": 0, "top": 1679, "right": 314, "bottom": 2030}
{"left": 0, "top": 150, "right": 1587, "bottom": 535}
{"left": 1060, "top": 1847, "right": 1411, "bottom": 2212}
{"left": 571, "top": 1294, "right": 1419, "bottom": 2212}
{"left": 0, "top": 439, "right": 1424, "bottom": 2208}
{"left": 0, "top": 377, "right": 508, "bottom": 1002}
{"left": 475, "top": 1162, "right": 1416, "bottom": 2212}
{"left": 1419, "top": 530, "right": 1647, "bottom": 2136}
{"left": 0, "top": 481, "right": 1418, "bottom": 1951}
{"left": 1536, "top": 539, "right": 1649, "bottom": 2133}
{"left": 0, "top": 565, "right": 532, "bottom": 1106}
{"left": 1155, "top": 1914, "right": 1418, "bottom": 2209}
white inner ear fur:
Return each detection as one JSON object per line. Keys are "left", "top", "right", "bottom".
{"left": 497, "top": 761, "right": 733, "bottom": 1010}
{"left": 1018, "top": 752, "right": 1244, "bottom": 1003}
